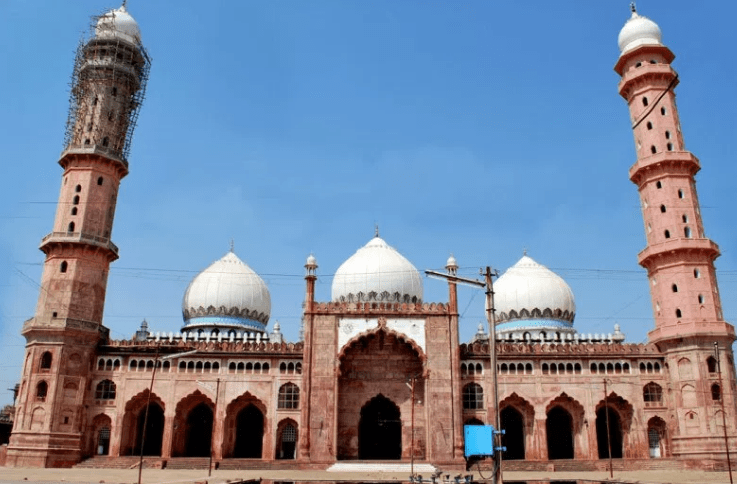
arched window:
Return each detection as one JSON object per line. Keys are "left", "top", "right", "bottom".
{"left": 68, "top": 222, "right": 75, "bottom": 232}
{"left": 661, "top": 107, "right": 667, "bottom": 115}
{"left": 656, "top": 181, "right": 662, "bottom": 189}
{"left": 229, "top": 362, "right": 236, "bottom": 373}
{"left": 642, "top": 97, "right": 649, "bottom": 106}
{"left": 712, "top": 384, "right": 722, "bottom": 401}
{"left": 651, "top": 146, "right": 657, "bottom": 154}
{"left": 97, "top": 177, "right": 104, "bottom": 186}
{"left": 660, "top": 205, "right": 666, "bottom": 213}
{"left": 672, "top": 284, "right": 678, "bottom": 293}
{"left": 73, "top": 195, "right": 80, "bottom": 205}
{"left": 675, "top": 309, "right": 682, "bottom": 318}
{"left": 102, "top": 137, "right": 109, "bottom": 147}
{"left": 646, "top": 121, "right": 653, "bottom": 130}
{"left": 542, "top": 363, "right": 549, "bottom": 374}
{"left": 36, "top": 381, "right": 48, "bottom": 401}
{"left": 707, "top": 357, "right": 717, "bottom": 373}
{"left": 463, "top": 383, "right": 484, "bottom": 410}
{"left": 664, "top": 230, "right": 670, "bottom": 239}
{"left": 684, "top": 227, "right": 691, "bottom": 238}
{"left": 694, "top": 269, "right": 701, "bottom": 278}
{"left": 279, "top": 362, "right": 287, "bottom": 374}
{"left": 97, "top": 359, "right": 105, "bottom": 371}
{"left": 71, "top": 207, "right": 77, "bottom": 215}
{"left": 75, "top": 185, "right": 82, "bottom": 193}
{"left": 678, "top": 189, "right": 685, "bottom": 199}
{"left": 278, "top": 383, "right": 300, "bottom": 409}
{"left": 95, "top": 380, "right": 116, "bottom": 400}
{"left": 665, "top": 131, "right": 671, "bottom": 139}
{"left": 682, "top": 214, "right": 688, "bottom": 223}
{"left": 643, "top": 382, "right": 663, "bottom": 404}
{"left": 40, "top": 351, "right": 52, "bottom": 369}
{"left": 60, "top": 261, "right": 68, "bottom": 273}
{"left": 591, "top": 363, "right": 598, "bottom": 373}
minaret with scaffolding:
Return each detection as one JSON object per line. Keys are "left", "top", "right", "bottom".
{"left": 6, "top": 4, "right": 150, "bottom": 467}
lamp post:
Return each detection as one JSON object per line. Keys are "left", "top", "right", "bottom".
{"left": 137, "top": 348, "right": 197, "bottom": 484}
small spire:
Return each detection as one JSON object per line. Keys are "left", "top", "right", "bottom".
{"left": 523, "top": 247, "right": 528, "bottom": 256}
{"left": 121, "top": 0, "right": 128, "bottom": 10}
{"left": 375, "top": 224, "right": 380, "bottom": 238}
{"left": 229, "top": 239, "right": 235, "bottom": 252}
{"left": 630, "top": 2, "right": 637, "bottom": 13}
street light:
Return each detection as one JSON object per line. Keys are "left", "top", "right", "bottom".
{"left": 137, "top": 347, "right": 197, "bottom": 484}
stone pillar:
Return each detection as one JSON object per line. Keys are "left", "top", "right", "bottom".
{"left": 161, "top": 415, "right": 174, "bottom": 459}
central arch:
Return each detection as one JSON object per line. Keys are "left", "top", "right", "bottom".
{"left": 359, "top": 394, "right": 402, "bottom": 460}
{"left": 121, "top": 390, "right": 165, "bottom": 456}
{"left": 172, "top": 390, "right": 215, "bottom": 457}
{"left": 234, "top": 404, "right": 264, "bottom": 458}
{"left": 546, "top": 406, "right": 573, "bottom": 460}
{"left": 596, "top": 406, "right": 623, "bottom": 458}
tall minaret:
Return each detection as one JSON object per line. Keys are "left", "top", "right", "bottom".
{"left": 615, "top": 5, "right": 736, "bottom": 457}
{"left": 7, "top": 5, "right": 150, "bottom": 467}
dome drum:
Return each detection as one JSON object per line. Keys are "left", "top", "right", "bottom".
{"left": 336, "top": 290, "right": 421, "bottom": 304}
{"left": 182, "top": 305, "right": 269, "bottom": 326}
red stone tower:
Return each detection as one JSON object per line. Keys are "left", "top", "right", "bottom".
{"left": 6, "top": 5, "right": 150, "bottom": 467}
{"left": 615, "top": 6, "right": 736, "bottom": 457}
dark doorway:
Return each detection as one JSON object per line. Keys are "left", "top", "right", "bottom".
{"left": 359, "top": 394, "right": 401, "bottom": 460}
{"left": 546, "top": 406, "right": 574, "bottom": 460}
{"left": 501, "top": 406, "right": 525, "bottom": 460}
{"left": 97, "top": 427, "right": 111, "bottom": 455}
{"left": 596, "top": 406, "right": 622, "bottom": 458}
{"left": 276, "top": 422, "right": 297, "bottom": 459}
{"left": 136, "top": 403, "right": 164, "bottom": 456}
{"left": 234, "top": 404, "right": 263, "bottom": 458}
{"left": 185, "top": 403, "right": 213, "bottom": 457}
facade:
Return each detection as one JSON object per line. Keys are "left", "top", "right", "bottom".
{"left": 5, "top": 4, "right": 737, "bottom": 469}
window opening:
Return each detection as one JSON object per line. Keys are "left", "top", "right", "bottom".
{"left": 71, "top": 207, "right": 77, "bottom": 215}
{"left": 667, "top": 143, "right": 673, "bottom": 151}
{"left": 712, "top": 384, "right": 721, "bottom": 401}
{"left": 684, "top": 227, "right": 691, "bottom": 238}
{"left": 694, "top": 269, "right": 700, "bottom": 278}
{"left": 95, "top": 380, "right": 116, "bottom": 400}
{"left": 665, "top": 131, "right": 671, "bottom": 139}
{"left": 675, "top": 309, "right": 682, "bottom": 318}
{"left": 664, "top": 230, "right": 670, "bottom": 238}
{"left": 278, "top": 383, "right": 300, "bottom": 409}
{"left": 40, "top": 352, "right": 52, "bottom": 369}
{"left": 672, "top": 284, "right": 678, "bottom": 293}
{"left": 463, "top": 383, "right": 484, "bottom": 410}
{"left": 643, "top": 382, "right": 663, "bottom": 404}
{"left": 650, "top": 145, "right": 657, "bottom": 154}
{"left": 661, "top": 107, "right": 667, "bottom": 115}
{"left": 642, "top": 97, "right": 649, "bottom": 107}
{"left": 682, "top": 214, "right": 688, "bottom": 223}
{"left": 646, "top": 121, "right": 652, "bottom": 130}
{"left": 68, "top": 222, "right": 75, "bottom": 232}
{"left": 97, "top": 177, "right": 104, "bottom": 186}
{"left": 660, "top": 205, "right": 666, "bottom": 213}
{"left": 698, "top": 294, "right": 704, "bottom": 304}
{"left": 656, "top": 181, "right": 662, "bottom": 189}
{"left": 73, "top": 195, "right": 80, "bottom": 205}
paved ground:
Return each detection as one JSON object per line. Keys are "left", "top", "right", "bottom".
{"left": 0, "top": 468, "right": 734, "bottom": 484}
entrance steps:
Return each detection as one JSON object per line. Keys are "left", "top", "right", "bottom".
{"left": 74, "top": 456, "right": 162, "bottom": 469}
{"left": 164, "top": 457, "right": 211, "bottom": 469}
{"left": 327, "top": 461, "right": 437, "bottom": 473}
{"left": 493, "top": 458, "right": 697, "bottom": 472}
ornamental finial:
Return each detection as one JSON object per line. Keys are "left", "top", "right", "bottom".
{"left": 630, "top": 2, "right": 637, "bottom": 13}
{"left": 229, "top": 239, "right": 235, "bottom": 252}
{"left": 523, "top": 247, "right": 528, "bottom": 256}
{"left": 375, "top": 224, "right": 379, "bottom": 238}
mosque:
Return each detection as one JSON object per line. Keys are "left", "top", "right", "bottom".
{"left": 3, "top": 3, "right": 737, "bottom": 471}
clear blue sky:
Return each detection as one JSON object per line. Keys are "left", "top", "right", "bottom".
{"left": 1, "top": 1, "right": 736, "bottom": 406}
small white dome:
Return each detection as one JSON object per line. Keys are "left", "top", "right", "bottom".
{"left": 493, "top": 255, "right": 575, "bottom": 324}
{"left": 446, "top": 254, "right": 458, "bottom": 269}
{"left": 306, "top": 254, "right": 317, "bottom": 267}
{"left": 332, "top": 236, "right": 423, "bottom": 303}
{"left": 95, "top": 5, "right": 142, "bottom": 45}
{"left": 182, "top": 251, "right": 271, "bottom": 330}
{"left": 618, "top": 9, "right": 662, "bottom": 54}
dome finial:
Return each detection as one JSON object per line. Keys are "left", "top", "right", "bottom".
{"left": 630, "top": 2, "right": 637, "bottom": 14}
{"left": 229, "top": 239, "right": 235, "bottom": 253}
{"left": 523, "top": 247, "right": 528, "bottom": 256}
{"left": 375, "top": 224, "right": 380, "bottom": 238}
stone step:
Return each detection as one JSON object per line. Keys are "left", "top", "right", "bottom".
{"left": 327, "top": 461, "right": 437, "bottom": 473}
{"left": 164, "top": 457, "right": 211, "bottom": 470}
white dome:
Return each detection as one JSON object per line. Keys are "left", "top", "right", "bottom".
{"left": 618, "top": 9, "right": 662, "bottom": 54}
{"left": 493, "top": 255, "right": 575, "bottom": 324}
{"left": 182, "top": 251, "right": 271, "bottom": 330}
{"left": 332, "top": 236, "right": 423, "bottom": 303}
{"left": 95, "top": 5, "right": 142, "bottom": 45}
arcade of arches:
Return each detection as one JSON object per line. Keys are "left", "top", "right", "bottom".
{"left": 116, "top": 389, "right": 298, "bottom": 461}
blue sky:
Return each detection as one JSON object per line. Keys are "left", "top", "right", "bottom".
{"left": 1, "top": 1, "right": 736, "bottom": 407}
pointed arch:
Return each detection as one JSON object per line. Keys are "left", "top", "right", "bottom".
{"left": 337, "top": 325, "right": 426, "bottom": 369}
{"left": 121, "top": 390, "right": 165, "bottom": 456}
{"left": 275, "top": 418, "right": 298, "bottom": 460}
{"left": 545, "top": 393, "right": 585, "bottom": 460}
{"left": 499, "top": 392, "right": 534, "bottom": 460}
{"left": 172, "top": 390, "right": 215, "bottom": 457}
{"left": 359, "top": 394, "right": 401, "bottom": 460}
{"left": 222, "top": 391, "right": 267, "bottom": 458}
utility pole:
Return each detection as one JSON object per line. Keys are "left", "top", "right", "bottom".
{"left": 209, "top": 378, "right": 220, "bottom": 477}
{"left": 715, "top": 342, "right": 733, "bottom": 484}
{"left": 426, "top": 266, "right": 502, "bottom": 484}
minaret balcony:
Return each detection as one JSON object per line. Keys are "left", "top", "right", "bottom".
{"left": 629, "top": 151, "right": 700, "bottom": 185}
{"left": 39, "top": 231, "right": 119, "bottom": 258}
{"left": 638, "top": 237, "right": 720, "bottom": 270}
{"left": 59, "top": 146, "right": 129, "bottom": 176}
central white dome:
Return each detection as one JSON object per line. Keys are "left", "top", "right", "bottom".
{"left": 182, "top": 251, "right": 271, "bottom": 332}
{"left": 95, "top": 5, "right": 142, "bottom": 45}
{"left": 332, "top": 236, "right": 423, "bottom": 303}
{"left": 493, "top": 255, "right": 575, "bottom": 325}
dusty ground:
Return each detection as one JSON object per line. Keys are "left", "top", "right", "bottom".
{"left": 0, "top": 468, "right": 734, "bottom": 484}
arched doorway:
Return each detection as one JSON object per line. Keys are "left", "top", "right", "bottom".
{"left": 184, "top": 403, "right": 214, "bottom": 457}
{"left": 136, "top": 403, "right": 165, "bottom": 456}
{"left": 359, "top": 394, "right": 401, "bottom": 460}
{"left": 596, "top": 406, "right": 622, "bottom": 459}
{"left": 501, "top": 406, "right": 525, "bottom": 460}
{"left": 546, "top": 406, "right": 573, "bottom": 460}
{"left": 234, "top": 404, "right": 263, "bottom": 458}
{"left": 276, "top": 419, "right": 298, "bottom": 459}
{"left": 647, "top": 416, "right": 667, "bottom": 458}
